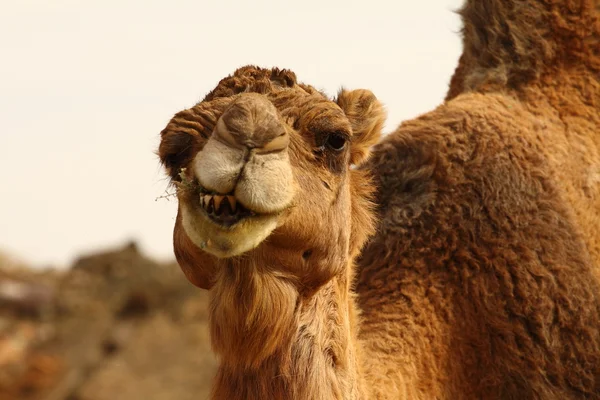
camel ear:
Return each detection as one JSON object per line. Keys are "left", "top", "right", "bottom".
{"left": 173, "top": 209, "right": 216, "bottom": 289}
{"left": 336, "top": 89, "right": 386, "bottom": 166}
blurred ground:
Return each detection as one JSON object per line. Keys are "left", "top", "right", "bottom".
{"left": 0, "top": 243, "right": 216, "bottom": 400}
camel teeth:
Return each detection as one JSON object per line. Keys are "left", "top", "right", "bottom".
{"left": 226, "top": 195, "right": 237, "bottom": 212}
{"left": 203, "top": 195, "right": 212, "bottom": 210}
{"left": 199, "top": 193, "right": 242, "bottom": 216}
{"left": 213, "top": 195, "right": 224, "bottom": 211}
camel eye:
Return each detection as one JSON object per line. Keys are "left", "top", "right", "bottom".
{"left": 325, "top": 133, "right": 347, "bottom": 151}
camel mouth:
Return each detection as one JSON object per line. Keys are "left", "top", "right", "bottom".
{"left": 177, "top": 140, "right": 295, "bottom": 257}
{"left": 178, "top": 175, "right": 287, "bottom": 258}
{"left": 180, "top": 190, "right": 282, "bottom": 258}
{"left": 197, "top": 189, "right": 256, "bottom": 228}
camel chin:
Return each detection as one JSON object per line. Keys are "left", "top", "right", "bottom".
{"left": 179, "top": 201, "right": 280, "bottom": 258}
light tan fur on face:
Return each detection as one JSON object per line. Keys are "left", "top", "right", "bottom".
{"left": 193, "top": 137, "right": 295, "bottom": 214}
{"left": 192, "top": 137, "right": 245, "bottom": 195}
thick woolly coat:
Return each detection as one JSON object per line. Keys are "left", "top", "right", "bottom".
{"left": 357, "top": 0, "right": 600, "bottom": 398}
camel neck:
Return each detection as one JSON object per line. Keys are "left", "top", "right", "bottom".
{"left": 208, "top": 261, "right": 364, "bottom": 400}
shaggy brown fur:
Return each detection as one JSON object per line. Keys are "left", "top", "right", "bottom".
{"left": 158, "top": 66, "right": 385, "bottom": 399}
{"left": 358, "top": 0, "right": 600, "bottom": 398}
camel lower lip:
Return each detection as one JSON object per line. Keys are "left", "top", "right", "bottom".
{"left": 180, "top": 202, "right": 280, "bottom": 259}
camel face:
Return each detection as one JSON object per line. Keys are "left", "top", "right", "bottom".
{"left": 159, "top": 66, "right": 384, "bottom": 286}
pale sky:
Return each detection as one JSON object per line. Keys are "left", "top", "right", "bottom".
{"left": 0, "top": 0, "right": 464, "bottom": 268}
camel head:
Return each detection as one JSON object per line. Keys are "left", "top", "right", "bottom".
{"left": 159, "top": 66, "right": 385, "bottom": 290}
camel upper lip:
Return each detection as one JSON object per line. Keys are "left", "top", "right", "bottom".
{"left": 181, "top": 174, "right": 287, "bottom": 227}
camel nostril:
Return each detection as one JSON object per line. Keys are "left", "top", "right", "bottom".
{"left": 254, "top": 131, "right": 289, "bottom": 154}
{"left": 214, "top": 118, "right": 244, "bottom": 149}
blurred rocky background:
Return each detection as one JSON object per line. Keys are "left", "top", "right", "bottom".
{"left": 0, "top": 243, "right": 216, "bottom": 400}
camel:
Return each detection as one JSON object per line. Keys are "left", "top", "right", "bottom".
{"left": 158, "top": 66, "right": 385, "bottom": 399}
{"left": 157, "top": 0, "right": 600, "bottom": 398}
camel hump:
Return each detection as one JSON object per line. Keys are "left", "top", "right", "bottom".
{"left": 448, "top": 0, "right": 600, "bottom": 97}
